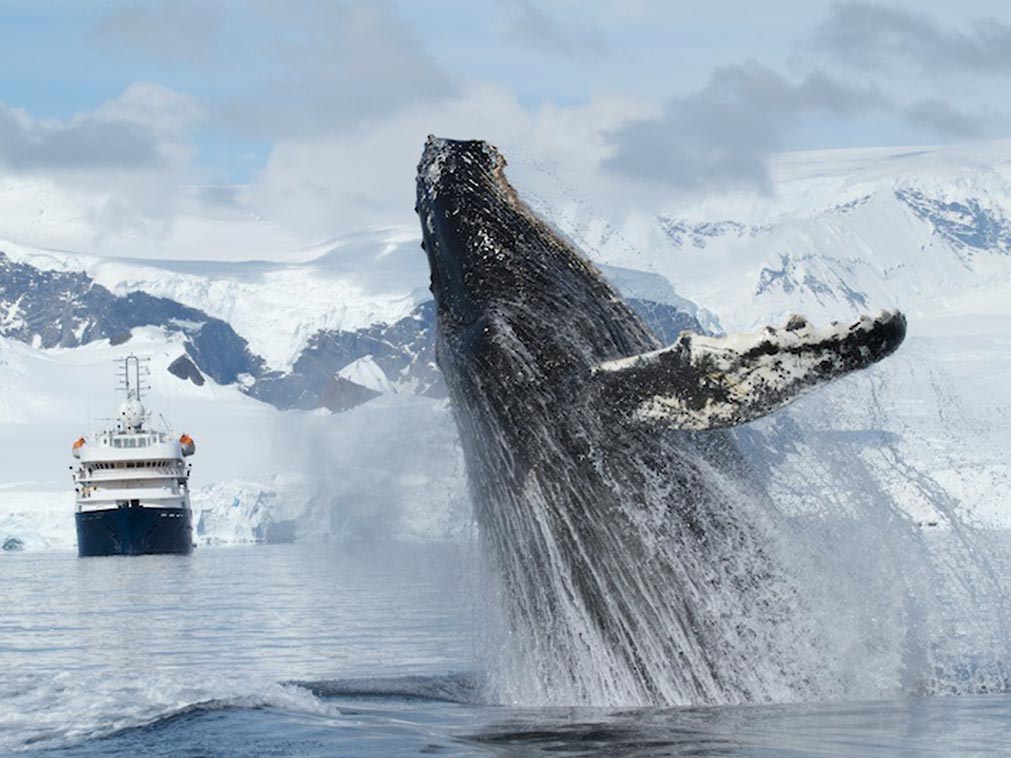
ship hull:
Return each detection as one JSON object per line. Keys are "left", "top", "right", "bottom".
{"left": 76, "top": 506, "right": 193, "bottom": 557}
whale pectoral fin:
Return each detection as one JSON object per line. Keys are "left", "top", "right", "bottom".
{"left": 595, "top": 310, "right": 906, "bottom": 430}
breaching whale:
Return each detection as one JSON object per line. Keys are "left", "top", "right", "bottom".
{"left": 415, "top": 136, "right": 906, "bottom": 706}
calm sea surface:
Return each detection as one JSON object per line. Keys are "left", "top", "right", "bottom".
{"left": 1, "top": 543, "right": 1009, "bottom": 757}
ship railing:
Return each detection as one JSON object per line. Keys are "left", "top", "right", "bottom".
{"left": 76, "top": 485, "right": 188, "bottom": 503}
{"left": 76, "top": 498, "right": 189, "bottom": 513}
{"left": 75, "top": 474, "right": 185, "bottom": 487}
{"left": 77, "top": 461, "right": 184, "bottom": 476}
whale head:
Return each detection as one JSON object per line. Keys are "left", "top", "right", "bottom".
{"left": 416, "top": 136, "right": 658, "bottom": 448}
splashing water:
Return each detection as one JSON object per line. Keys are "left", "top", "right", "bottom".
{"left": 470, "top": 395, "right": 1011, "bottom": 707}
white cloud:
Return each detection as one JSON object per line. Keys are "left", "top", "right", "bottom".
{"left": 94, "top": 0, "right": 224, "bottom": 64}
{"left": 92, "top": 82, "right": 205, "bottom": 140}
{"left": 498, "top": 0, "right": 608, "bottom": 59}
{"left": 221, "top": 0, "right": 455, "bottom": 140}
{"left": 248, "top": 83, "right": 655, "bottom": 237}
{"left": 603, "top": 62, "right": 886, "bottom": 193}
{"left": 11, "top": 0, "right": 1011, "bottom": 256}
{"left": 811, "top": 1, "right": 1011, "bottom": 75}
{"left": 0, "top": 82, "right": 203, "bottom": 176}
{"left": 0, "top": 84, "right": 205, "bottom": 244}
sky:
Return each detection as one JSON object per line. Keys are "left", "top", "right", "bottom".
{"left": 2, "top": 0, "right": 1011, "bottom": 248}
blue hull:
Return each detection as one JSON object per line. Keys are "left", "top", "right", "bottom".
{"left": 76, "top": 506, "right": 193, "bottom": 557}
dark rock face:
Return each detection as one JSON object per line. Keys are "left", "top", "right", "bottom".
{"left": 246, "top": 301, "right": 443, "bottom": 410}
{"left": 755, "top": 252, "right": 869, "bottom": 308}
{"left": 184, "top": 319, "right": 261, "bottom": 385}
{"left": 658, "top": 217, "right": 749, "bottom": 249}
{"left": 895, "top": 188, "right": 1011, "bottom": 256}
{"left": 167, "top": 355, "right": 205, "bottom": 386}
{"left": 626, "top": 298, "right": 702, "bottom": 342}
{"left": 0, "top": 252, "right": 263, "bottom": 385}
{"left": 294, "top": 301, "right": 441, "bottom": 397}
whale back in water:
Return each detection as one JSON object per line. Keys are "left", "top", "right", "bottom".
{"left": 415, "top": 137, "right": 906, "bottom": 706}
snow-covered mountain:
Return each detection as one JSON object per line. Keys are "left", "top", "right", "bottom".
{"left": 551, "top": 141, "right": 1011, "bottom": 333}
{"left": 1, "top": 140, "right": 1010, "bottom": 548}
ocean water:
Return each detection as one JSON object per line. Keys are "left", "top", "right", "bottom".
{"left": 2, "top": 543, "right": 1010, "bottom": 757}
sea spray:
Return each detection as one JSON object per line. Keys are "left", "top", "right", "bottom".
{"left": 735, "top": 368, "right": 1011, "bottom": 701}
{"left": 475, "top": 399, "right": 1011, "bottom": 706}
{"left": 473, "top": 415, "right": 829, "bottom": 706}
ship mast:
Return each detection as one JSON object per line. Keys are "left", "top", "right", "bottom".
{"left": 116, "top": 355, "right": 150, "bottom": 432}
{"left": 117, "top": 355, "right": 150, "bottom": 402}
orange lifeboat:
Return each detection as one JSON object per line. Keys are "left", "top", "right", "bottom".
{"left": 179, "top": 434, "right": 196, "bottom": 457}
{"left": 71, "top": 437, "right": 85, "bottom": 459}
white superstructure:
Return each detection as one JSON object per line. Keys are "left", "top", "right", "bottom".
{"left": 72, "top": 356, "right": 195, "bottom": 515}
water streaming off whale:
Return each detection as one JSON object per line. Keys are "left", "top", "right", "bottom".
{"left": 415, "top": 136, "right": 1011, "bottom": 707}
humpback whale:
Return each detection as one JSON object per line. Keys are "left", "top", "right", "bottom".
{"left": 415, "top": 137, "right": 906, "bottom": 706}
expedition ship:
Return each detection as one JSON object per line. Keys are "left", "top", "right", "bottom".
{"left": 71, "top": 355, "right": 196, "bottom": 556}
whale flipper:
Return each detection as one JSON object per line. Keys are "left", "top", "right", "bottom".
{"left": 595, "top": 310, "right": 906, "bottom": 430}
